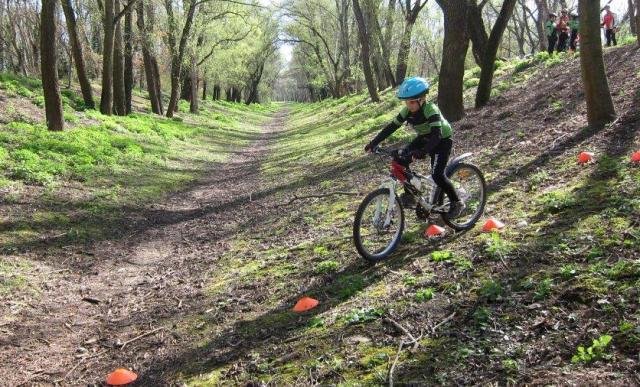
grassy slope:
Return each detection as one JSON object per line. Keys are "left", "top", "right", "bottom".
{"left": 0, "top": 74, "right": 276, "bottom": 294}
{"left": 186, "top": 46, "right": 640, "bottom": 385}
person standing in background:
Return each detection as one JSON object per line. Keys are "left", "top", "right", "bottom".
{"left": 601, "top": 5, "right": 617, "bottom": 46}
{"left": 569, "top": 12, "right": 580, "bottom": 52}
{"left": 546, "top": 13, "right": 558, "bottom": 54}
{"left": 556, "top": 9, "right": 570, "bottom": 52}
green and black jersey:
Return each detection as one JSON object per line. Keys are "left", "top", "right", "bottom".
{"left": 545, "top": 20, "right": 557, "bottom": 37}
{"left": 369, "top": 102, "right": 452, "bottom": 150}
{"left": 568, "top": 19, "right": 579, "bottom": 31}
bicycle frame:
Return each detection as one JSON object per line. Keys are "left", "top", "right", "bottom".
{"left": 373, "top": 150, "right": 474, "bottom": 222}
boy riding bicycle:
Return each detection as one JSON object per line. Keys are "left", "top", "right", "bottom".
{"left": 364, "top": 77, "right": 465, "bottom": 218}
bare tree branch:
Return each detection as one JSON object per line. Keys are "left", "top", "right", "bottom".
{"left": 114, "top": 0, "right": 139, "bottom": 24}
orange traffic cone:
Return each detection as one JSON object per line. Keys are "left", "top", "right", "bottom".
{"left": 106, "top": 368, "right": 137, "bottom": 386}
{"left": 482, "top": 217, "right": 505, "bottom": 232}
{"left": 578, "top": 151, "right": 594, "bottom": 164}
{"left": 425, "top": 225, "right": 445, "bottom": 237}
{"left": 631, "top": 151, "right": 640, "bottom": 163}
{"left": 293, "top": 296, "right": 319, "bottom": 312}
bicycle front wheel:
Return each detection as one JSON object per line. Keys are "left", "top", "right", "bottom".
{"left": 353, "top": 188, "right": 405, "bottom": 262}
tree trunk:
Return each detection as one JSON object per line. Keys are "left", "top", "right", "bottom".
{"left": 337, "top": 0, "right": 351, "bottom": 93}
{"left": 0, "top": 2, "right": 4, "bottom": 72}
{"left": 475, "top": 0, "right": 517, "bottom": 108}
{"left": 579, "top": 0, "right": 616, "bottom": 127}
{"left": 61, "top": 0, "right": 95, "bottom": 109}
{"left": 202, "top": 78, "right": 207, "bottom": 100}
{"left": 635, "top": 0, "right": 640, "bottom": 43}
{"left": 395, "top": 17, "right": 416, "bottom": 84}
{"left": 534, "top": 0, "right": 549, "bottom": 51}
{"left": 40, "top": 0, "right": 64, "bottom": 131}
{"left": 112, "top": 0, "right": 126, "bottom": 116}
{"left": 353, "top": 0, "right": 380, "bottom": 102}
{"left": 467, "top": 1, "right": 488, "bottom": 64}
{"left": 152, "top": 58, "right": 164, "bottom": 112}
{"left": 136, "top": 0, "right": 162, "bottom": 114}
{"left": 165, "top": 0, "right": 198, "bottom": 117}
{"left": 383, "top": 0, "right": 396, "bottom": 59}
{"left": 181, "top": 68, "right": 192, "bottom": 101}
{"left": 245, "top": 62, "right": 264, "bottom": 104}
{"left": 189, "top": 57, "right": 198, "bottom": 113}
{"left": 100, "top": 0, "right": 115, "bottom": 115}
{"left": 124, "top": 7, "right": 133, "bottom": 114}
{"left": 436, "top": 0, "right": 469, "bottom": 121}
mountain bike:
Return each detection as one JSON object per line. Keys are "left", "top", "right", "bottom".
{"left": 353, "top": 147, "right": 487, "bottom": 262}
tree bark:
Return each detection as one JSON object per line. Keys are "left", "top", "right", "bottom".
{"left": 467, "top": 1, "right": 488, "bottom": 64}
{"left": 136, "top": 0, "right": 162, "bottom": 114}
{"left": 635, "top": 0, "right": 640, "bottom": 43}
{"left": 112, "top": 0, "right": 126, "bottom": 116}
{"left": 189, "top": 56, "right": 198, "bottom": 113}
{"left": 395, "top": 17, "right": 415, "bottom": 83}
{"left": 202, "top": 79, "right": 207, "bottom": 100}
{"left": 475, "top": 0, "right": 517, "bottom": 108}
{"left": 165, "top": 0, "right": 198, "bottom": 117}
{"left": 40, "top": 0, "right": 64, "bottom": 131}
{"left": 124, "top": 6, "right": 133, "bottom": 114}
{"left": 534, "top": 0, "right": 549, "bottom": 51}
{"left": 100, "top": 0, "right": 115, "bottom": 114}
{"left": 181, "top": 68, "right": 192, "bottom": 101}
{"left": 61, "top": 0, "right": 95, "bottom": 109}
{"left": 366, "top": 0, "right": 396, "bottom": 86}
{"left": 436, "top": 0, "right": 469, "bottom": 121}
{"left": 578, "top": 0, "right": 616, "bottom": 127}
{"left": 363, "top": 1, "right": 387, "bottom": 90}
{"left": 353, "top": 0, "right": 380, "bottom": 102}
{"left": 0, "top": 2, "right": 4, "bottom": 72}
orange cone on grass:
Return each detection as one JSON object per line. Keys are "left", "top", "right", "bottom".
{"left": 293, "top": 296, "right": 319, "bottom": 312}
{"left": 578, "top": 151, "right": 594, "bottom": 164}
{"left": 482, "top": 217, "right": 505, "bottom": 232}
{"left": 631, "top": 151, "right": 640, "bottom": 163}
{"left": 106, "top": 368, "right": 137, "bottom": 386}
{"left": 425, "top": 225, "right": 445, "bottom": 237}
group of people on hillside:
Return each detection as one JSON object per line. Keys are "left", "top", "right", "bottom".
{"left": 545, "top": 5, "right": 618, "bottom": 55}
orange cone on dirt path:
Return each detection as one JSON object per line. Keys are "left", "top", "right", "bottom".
{"left": 631, "top": 151, "right": 640, "bottom": 163}
{"left": 578, "top": 151, "right": 595, "bottom": 164}
{"left": 482, "top": 217, "right": 505, "bottom": 232}
{"left": 425, "top": 225, "right": 445, "bottom": 237}
{"left": 293, "top": 296, "right": 319, "bottom": 312}
{"left": 106, "top": 368, "right": 137, "bottom": 386}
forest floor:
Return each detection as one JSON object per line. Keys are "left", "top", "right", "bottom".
{"left": 1, "top": 45, "right": 640, "bottom": 386}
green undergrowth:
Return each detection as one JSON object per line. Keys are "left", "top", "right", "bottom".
{"left": 0, "top": 73, "right": 276, "bottom": 249}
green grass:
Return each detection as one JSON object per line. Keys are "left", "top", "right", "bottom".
{"left": 0, "top": 74, "right": 275, "bottom": 248}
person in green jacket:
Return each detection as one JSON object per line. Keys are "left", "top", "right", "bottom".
{"left": 569, "top": 12, "right": 579, "bottom": 52}
{"left": 546, "top": 13, "right": 558, "bottom": 55}
{"left": 364, "top": 77, "right": 465, "bottom": 218}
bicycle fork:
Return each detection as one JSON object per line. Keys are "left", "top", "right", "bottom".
{"left": 373, "top": 180, "right": 399, "bottom": 230}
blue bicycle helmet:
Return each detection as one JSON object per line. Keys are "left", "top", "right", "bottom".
{"left": 396, "top": 77, "right": 430, "bottom": 100}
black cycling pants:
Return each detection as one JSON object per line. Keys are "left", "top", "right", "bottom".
{"left": 395, "top": 136, "right": 459, "bottom": 203}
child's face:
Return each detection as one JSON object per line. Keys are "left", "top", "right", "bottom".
{"left": 405, "top": 98, "right": 422, "bottom": 113}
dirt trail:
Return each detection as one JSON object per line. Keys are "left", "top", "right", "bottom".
{"left": 0, "top": 109, "right": 290, "bottom": 385}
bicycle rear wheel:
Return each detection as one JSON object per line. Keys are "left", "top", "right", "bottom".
{"left": 353, "top": 188, "right": 405, "bottom": 262}
{"left": 439, "top": 163, "right": 486, "bottom": 231}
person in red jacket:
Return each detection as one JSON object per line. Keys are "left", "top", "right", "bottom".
{"left": 556, "top": 9, "right": 570, "bottom": 52}
{"left": 601, "top": 5, "right": 617, "bottom": 46}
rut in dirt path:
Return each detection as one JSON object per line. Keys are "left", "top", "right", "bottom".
{"left": 0, "top": 108, "right": 292, "bottom": 386}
